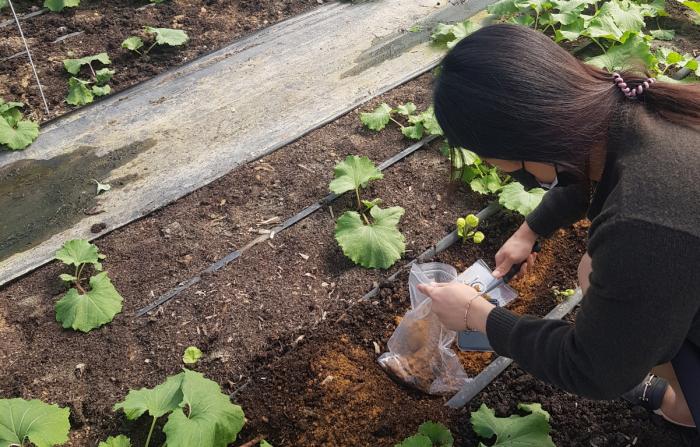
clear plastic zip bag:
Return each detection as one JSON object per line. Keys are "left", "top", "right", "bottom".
{"left": 377, "top": 261, "right": 518, "bottom": 395}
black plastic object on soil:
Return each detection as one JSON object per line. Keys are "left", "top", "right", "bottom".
{"left": 135, "top": 135, "right": 439, "bottom": 316}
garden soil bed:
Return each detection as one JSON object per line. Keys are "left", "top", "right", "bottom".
{"left": 235, "top": 221, "right": 695, "bottom": 447}
{"left": 0, "top": 0, "right": 318, "bottom": 122}
{"left": 1, "top": 24, "right": 698, "bottom": 447}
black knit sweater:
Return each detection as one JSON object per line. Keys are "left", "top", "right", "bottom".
{"left": 486, "top": 103, "right": 700, "bottom": 399}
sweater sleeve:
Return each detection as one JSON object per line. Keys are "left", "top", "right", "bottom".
{"left": 486, "top": 218, "right": 700, "bottom": 399}
{"left": 525, "top": 182, "right": 590, "bottom": 238}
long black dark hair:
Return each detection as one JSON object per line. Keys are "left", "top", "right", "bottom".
{"left": 433, "top": 24, "right": 700, "bottom": 166}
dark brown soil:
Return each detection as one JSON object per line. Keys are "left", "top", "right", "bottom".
{"left": 233, "top": 223, "right": 694, "bottom": 447}
{"left": 660, "top": 1, "right": 700, "bottom": 57}
{"left": 0, "top": 0, "right": 318, "bottom": 122}
{"left": 0, "top": 73, "right": 486, "bottom": 445}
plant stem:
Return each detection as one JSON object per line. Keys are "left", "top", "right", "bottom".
{"left": 355, "top": 188, "right": 362, "bottom": 210}
{"left": 591, "top": 37, "right": 606, "bottom": 54}
{"left": 389, "top": 117, "right": 404, "bottom": 128}
{"left": 145, "top": 416, "right": 158, "bottom": 447}
{"left": 87, "top": 62, "right": 96, "bottom": 79}
{"left": 144, "top": 41, "right": 158, "bottom": 55}
{"left": 362, "top": 212, "right": 371, "bottom": 225}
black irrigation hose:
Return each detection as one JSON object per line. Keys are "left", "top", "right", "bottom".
{"left": 674, "top": 55, "right": 700, "bottom": 80}
{"left": 135, "top": 135, "right": 439, "bottom": 316}
{"left": 0, "top": 8, "right": 46, "bottom": 28}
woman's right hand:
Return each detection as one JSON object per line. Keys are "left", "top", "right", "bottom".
{"left": 492, "top": 221, "right": 539, "bottom": 279}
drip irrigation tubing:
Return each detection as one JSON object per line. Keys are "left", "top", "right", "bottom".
{"left": 135, "top": 135, "right": 439, "bottom": 316}
{"left": 229, "top": 201, "right": 500, "bottom": 400}
{"left": 0, "top": 8, "right": 46, "bottom": 28}
{"left": 229, "top": 199, "right": 584, "bottom": 406}
{"left": 674, "top": 55, "right": 700, "bottom": 80}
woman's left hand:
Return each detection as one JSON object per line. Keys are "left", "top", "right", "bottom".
{"left": 416, "top": 282, "right": 496, "bottom": 332}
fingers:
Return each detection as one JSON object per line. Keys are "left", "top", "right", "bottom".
{"left": 417, "top": 283, "right": 432, "bottom": 296}
{"left": 492, "top": 259, "right": 513, "bottom": 279}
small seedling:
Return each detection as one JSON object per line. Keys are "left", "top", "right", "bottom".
{"left": 395, "top": 421, "right": 453, "bottom": 447}
{"left": 122, "top": 27, "right": 189, "bottom": 56}
{"left": 55, "top": 239, "right": 123, "bottom": 332}
{"left": 0, "top": 398, "right": 71, "bottom": 446}
{"left": 431, "top": 19, "right": 480, "bottom": 48}
{"left": 182, "top": 346, "right": 203, "bottom": 365}
{"left": 94, "top": 179, "right": 111, "bottom": 195}
{"left": 330, "top": 155, "right": 405, "bottom": 269}
{"left": 0, "top": 98, "right": 39, "bottom": 151}
{"left": 471, "top": 403, "right": 555, "bottom": 446}
{"left": 114, "top": 369, "right": 245, "bottom": 447}
{"left": 552, "top": 286, "right": 576, "bottom": 302}
{"left": 63, "top": 53, "right": 115, "bottom": 106}
{"left": 99, "top": 435, "right": 132, "bottom": 447}
{"left": 260, "top": 441, "right": 273, "bottom": 447}
{"left": 456, "top": 213, "right": 485, "bottom": 244}
{"left": 44, "top": 0, "right": 79, "bottom": 12}
{"left": 360, "top": 102, "right": 442, "bottom": 140}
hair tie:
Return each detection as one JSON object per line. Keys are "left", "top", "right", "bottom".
{"left": 612, "top": 73, "right": 655, "bottom": 99}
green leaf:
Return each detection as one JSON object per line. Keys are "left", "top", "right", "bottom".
{"left": 98, "top": 435, "right": 132, "bottom": 447}
{"left": 59, "top": 273, "right": 77, "bottom": 282}
{"left": 408, "top": 106, "right": 442, "bottom": 135}
{"left": 55, "top": 239, "right": 100, "bottom": 267}
{"left": 91, "top": 84, "right": 112, "bottom": 97}
{"left": 67, "top": 77, "right": 94, "bottom": 106}
{"left": 473, "top": 231, "right": 485, "bottom": 244}
{"left": 360, "top": 103, "right": 393, "bottom": 131}
{"left": 0, "top": 0, "right": 7, "bottom": 9}
{"left": 114, "top": 373, "right": 185, "bottom": 420}
{"left": 335, "top": 206, "right": 405, "bottom": 269}
{"left": 44, "top": 0, "right": 80, "bottom": 12}
{"left": 465, "top": 214, "right": 479, "bottom": 228}
{"left": 145, "top": 27, "right": 190, "bottom": 46}
{"left": 122, "top": 36, "right": 144, "bottom": 52}
{"left": 0, "top": 99, "right": 24, "bottom": 115}
{"left": 396, "top": 102, "right": 417, "bottom": 116}
{"left": 518, "top": 403, "right": 551, "bottom": 422}
{"left": 63, "top": 53, "right": 111, "bottom": 75}
{"left": 329, "top": 155, "right": 383, "bottom": 195}
{"left": 183, "top": 346, "right": 203, "bottom": 365}
{"left": 408, "top": 24, "right": 423, "bottom": 32}
{"left": 395, "top": 434, "right": 433, "bottom": 447}
{"left": 554, "top": 21, "right": 584, "bottom": 42}
{"left": 586, "top": 35, "right": 654, "bottom": 71}
{"left": 418, "top": 421, "right": 454, "bottom": 447}
{"left": 95, "top": 68, "right": 115, "bottom": 84}
{"left": 498, "top": 182, "right": 546, "bottom": 216}
{"left": 471, "top": 403, "right": 554, "bottom": 447}
{"left": 55, "top": 272, "right": 123, "bottom": 332}
{"left": 0, "top": 115, "right": 39, "bottom": 151}
{"left": 0, "top": 398, "right": 70, "bottom": 447}
{"left": 680, "top": 0, "right": 700, "bottom": 15}
{"left": 650, "top": 29, "right": 675, "bottom": 40}
{"left": 487, "top": 0, "right": 521, "bottom": 16}
{"left": 431, "top": 20, "right": 480, "bottom": 48}
{"left": 362, "top": 198, "right": 382, "bottom": 210}
{"left": 402, "top": 122, "right": 424, "bottom": 140}
{"left": 162, "top": 370, "right": 245, "bottom": 447}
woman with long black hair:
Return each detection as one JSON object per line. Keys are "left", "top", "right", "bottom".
{"left": 418, "top": 24, "right": 700, "bottom": 432}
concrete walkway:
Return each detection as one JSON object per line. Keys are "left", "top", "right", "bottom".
{"left": 0, "top": 0, "right": 493, "bottom": 285}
